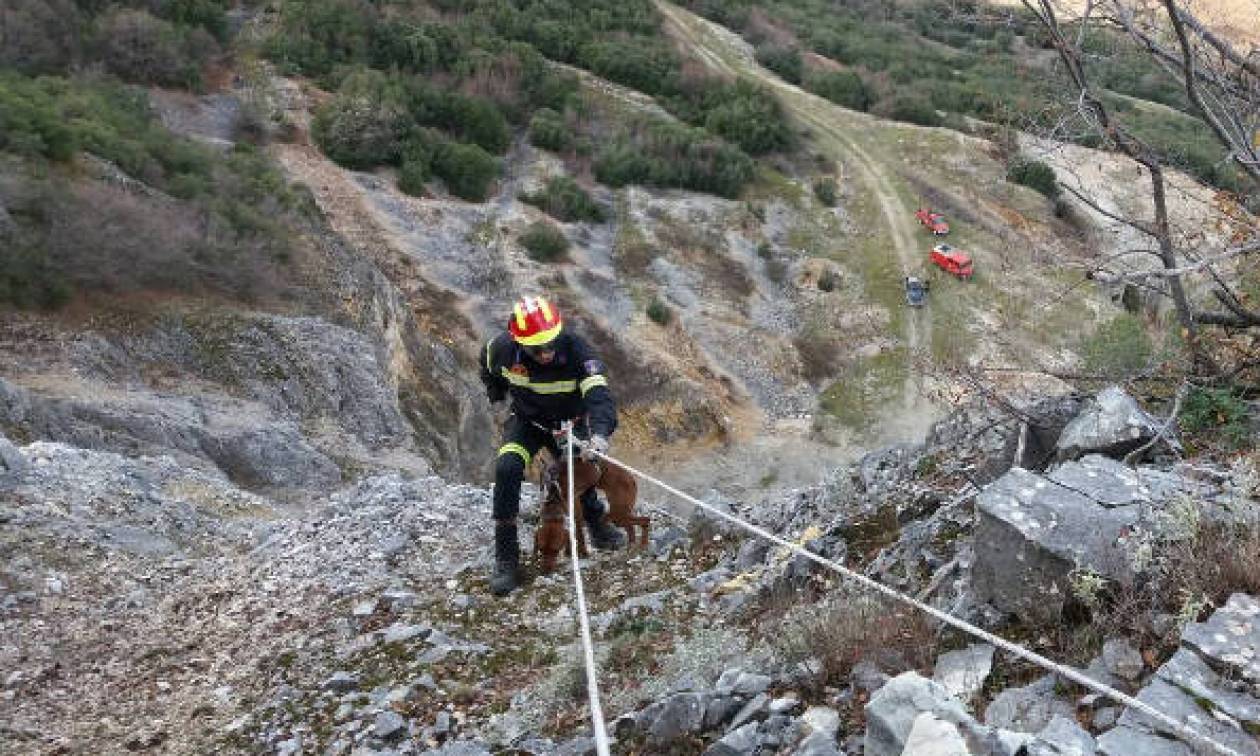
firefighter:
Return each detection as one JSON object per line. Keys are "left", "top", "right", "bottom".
{"left": 480, "top": 295, "right": 626, "bottom": 596}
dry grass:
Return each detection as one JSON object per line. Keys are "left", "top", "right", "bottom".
{"left": 773, "top": 589, "right": 937, "bottom": 692}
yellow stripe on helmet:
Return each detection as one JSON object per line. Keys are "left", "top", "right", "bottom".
{"left": 515, "top": 321, "right": 562, "bottom": 346}
{"left": 537, "top": 297, "right": 553, "bottom": 322}
{"left": 513, "top": 303, "right": 527, "bottom": 331}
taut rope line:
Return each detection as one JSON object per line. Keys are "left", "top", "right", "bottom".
{"left": 562, "top": 421, "right": 612, "bottom": 756}
{"left": 567, "top": 433, "right": 1244, "bottom": 756}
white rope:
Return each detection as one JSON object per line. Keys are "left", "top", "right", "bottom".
{"left": 573, "top": 441, "right": 1244, "bottom": 756}
{"left": 562, "top": 422, "right": 612, "bottom": 756}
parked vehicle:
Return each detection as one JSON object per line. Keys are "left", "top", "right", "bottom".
{"left": 930, "top": 243, "right": 973, "bottom": 279}
{"left": 915, "top": 208, "right": 950, "bottom": 235}
{"left": 905, "top": 276, "right": 928, "bottom": 307}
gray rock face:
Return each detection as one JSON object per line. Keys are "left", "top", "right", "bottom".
{"left": 1028, "top": 716, "right": 1096, "bottom": 756}
{"left": 648, "top": 692, "right": 706, "bottom": 745}
{"left": 1100, "top": 639, "right": 1144, "bottom": 682}
{"left": 373, "top": 710, "right": 407, "bottom": 741}
{"left": 933, "top": 644, "right": 995, "bottom": 701}
{"left": 0, "top": 377, "right": 340, "bottom": 490}
{"left": 792, "top": 730, "right": 842, "bottom": 756}
{"left": 972, "top": 464, "right": 1149, "bottom": 623}
{"left": 900, "top": 712, "right": 969, "bottom": 755}
{"left": 984, "top": 676, "right": 1076, "bottom": 735}
{"left": 0, "top": 432, "right": 26, "bottom": 478}
{"left": 1100, "top": 593, "right": 1260, "bottom": 756}
{"left": 1181, "top": 593, "right": 1260, "bottom": 683}
{"left": 864, "top": 673, "right": 972, "bottom": 756}
{"left": 1055, "top": 386, "right": 1168, "bottom": 462}
{"left": 324, "top": 671, "right": 360, "bottom": 692}
{"left": 704, "top": 721, "right": 761, "bottom": 755}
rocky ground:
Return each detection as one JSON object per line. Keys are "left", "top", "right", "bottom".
{"left": 4, "top": 383, "right": 1259, "bottom": 755}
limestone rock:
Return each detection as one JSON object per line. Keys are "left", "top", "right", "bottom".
{"left": 933, "top": 644, "right": 995, "bottom": 701}
{"left": 983, "top": 676, "right": 1076, "bottom": 735}
{"left": 1100, "top": 639, "right": 1144, "bottom": 682}
{"left": 1055, "top": 386, "right": 1169, "bottom": 462}
{"left": 864, "top": 673, "right": 972, "bottom": 756}
{"left": 900, "top": 712, "right": 969, "bottom": 755}
{"left": 1028, "top": 716, "right": 1096, "bottom": 755}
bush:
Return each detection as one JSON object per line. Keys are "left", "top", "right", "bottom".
{"left": 594, "top": 121, "right": 755, "bottom": 198}
{"left": 432, "top": 141, "right": 498, "bottom": 201}
{"left": 880, "top": 94, "right": 943, "bottom": 127}
{"left": 805, "top": 69, "right": 870, "bottom": 111}
{"left": 756, "top": 44, "right": 803, "bottom": 84}
{"left": 1081, "top": 313, "right": 1152, "bottom": 376}
{"left": 311, "top": 71, "right": 410, "bottom": 169}
{"left": 519, "top": 176, "right": 606, "bottom": 223}
{"left": 520, "top": 220, "right": 569, "bottom": 261}
{"left": 96, "top": 8, "right": 217, "bottom": 89}
{"left": 646, "top": 297, "right": 671, "bottom": 325}
{"left": 671, "top": 80, "right": 793, "bottom": 156}
{"left": 528, "top": 108, "right": 572, "bottom": 152}
{"left": 1180, "top": 387, "right": 1251, "bottom": 449}
{"left": 813, "top": 177, "right": 837, "bottom": 206}
{"left": 397, "top": 158, "right": 428, "bottom": 197}
{"left": 1008, "top": 158, "right": 1060, "bottom": 198}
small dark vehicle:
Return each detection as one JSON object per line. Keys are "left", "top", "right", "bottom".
{"left": 905, "top": 276, "right": 929, "bottom": 307}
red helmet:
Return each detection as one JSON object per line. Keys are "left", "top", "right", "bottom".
{"left": 508, "top": 295, "right": 562, "bottom": 346}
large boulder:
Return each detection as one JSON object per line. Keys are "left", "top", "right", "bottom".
{"left": 900, "top": 712, "right": 969, "bottom": 755}
{"left": 933, "top": 644, "right": 995, "bottom": 701}
{"left": 1055, "top": 386, "right": 1170, "bottom": 462}
{"left": 971, "top": 455, "right": 1212, "bottom": 623}
{"left": 971, "top": 466, "right": 1142, "bottom": 624}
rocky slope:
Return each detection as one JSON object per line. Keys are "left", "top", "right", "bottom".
{"left": 5, "top": 384, "right": 1258, "bottom": 755}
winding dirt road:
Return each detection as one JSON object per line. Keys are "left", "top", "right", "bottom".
{"left": 657, "top": 1, "right": 937, "bottom": 438}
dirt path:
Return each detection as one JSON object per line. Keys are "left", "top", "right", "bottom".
{"left": 657, "top": 1, "right": 937, "bottom": 440}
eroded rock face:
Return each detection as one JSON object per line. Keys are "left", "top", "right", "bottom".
{"left": 864, "top": 673, "right": 973, "bottom": 756}
{"left": 1054, "top": 386, "right": 1169, "bottom": 462}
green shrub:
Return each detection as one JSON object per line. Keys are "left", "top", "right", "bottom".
{"left": 528, "top": 108, "right": 572, "bottom": 152}
{"left": 1180, "top": 387, "right": 1251, "bottom": 449}
{"left": 670, "top": 80, "right": 793, "bottom": 156}
{"left": 0, "top": 245, "right": 72, "bottom": 309}
{"left": 520, "top": 220, "right": 569, "bottom": 261}
{"left": 432, "top": 141, "right": 498, "bottom": 201}
{"left": 1081, "top": 313, "right": 1152, "bottom": 376}
{"left": 519, "top": 176, "right": 606, "bottom": 223}
{"left": 805, "top": 70, "right": 870, "bottom": 111}
{"left": 1007, "top": 158, "right": 1059, "bottom": 198}
{"left": 646, "top": 297, "right": 672, "bottom": 325}
{"left": 397, "top": 158, "right": 428, "bottom": 197}
{"left": 311, "top": 70, "right": 410, "bottom": 168}
{"left": 813, "top": 177, "right": 837, "bottom": 206}
{"left": 880, "top": 94, "right": 943, "bottom": 127}
{"left": 96, "top": 8, "right": 218, "bottom": 89}
{"left": 594, "top": 121, "right": 755, "bottom": 198}
{"left": 756, "top": 44, "right": 803, "bottom": 84}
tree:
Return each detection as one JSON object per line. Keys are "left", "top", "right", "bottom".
{"left": 1019, "top": 0, "right": 1259, "bottom": 376}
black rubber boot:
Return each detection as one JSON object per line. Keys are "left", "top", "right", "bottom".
{"left": 586, "top": 515, "right": 627, "bottom": 551}
{"left": 489, "top": 521, "right": 522, "bottom": 596}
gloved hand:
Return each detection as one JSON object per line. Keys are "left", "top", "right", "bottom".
{"left": 581, "top": 435, "right": 608, "bottom": 462}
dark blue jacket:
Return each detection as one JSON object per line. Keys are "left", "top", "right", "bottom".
{"left": 479, "top": 331, "right": 617, "bottom": 437}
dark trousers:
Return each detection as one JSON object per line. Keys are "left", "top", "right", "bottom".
{"left": 493, "top": 414, "right": 600, "bottom": 521}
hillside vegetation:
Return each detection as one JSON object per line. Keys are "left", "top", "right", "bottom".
{"left": 683, "top": 0, "right": 1247, "bottom": 192}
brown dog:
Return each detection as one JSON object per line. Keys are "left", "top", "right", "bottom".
{"left": 534, "top": 456, "right": 648, "bottom": 573}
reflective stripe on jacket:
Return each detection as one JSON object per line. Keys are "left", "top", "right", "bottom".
{"left": 479, "top": 331, "right": 617, "bottom": 437}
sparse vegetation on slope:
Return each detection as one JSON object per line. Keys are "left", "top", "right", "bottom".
{"left": 0, "top": 75, "right": 310, "bottom": 309}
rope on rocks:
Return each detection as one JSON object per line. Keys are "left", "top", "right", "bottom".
{"left": 561, "top": 421, "right": 612, "bottom": 756}
{"left": 570, "top": 437, "right": 1245, "bottom": 756}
